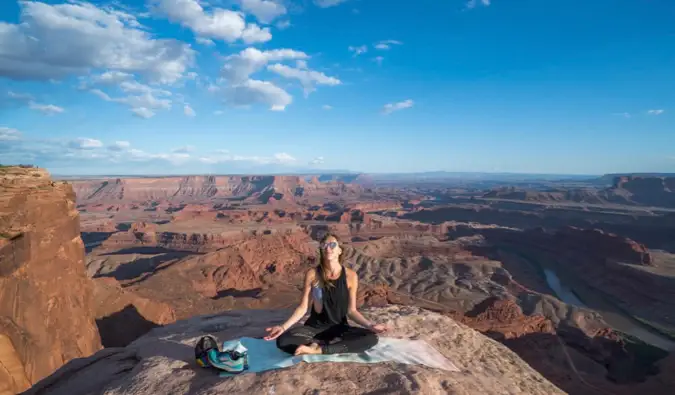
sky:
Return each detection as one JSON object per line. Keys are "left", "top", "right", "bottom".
{"left": 0, "top": 0, "right": 674, "bottom": 176}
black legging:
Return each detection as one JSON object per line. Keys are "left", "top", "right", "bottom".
{"left": 276, "top": 324, "right": 378, "bottom": 355}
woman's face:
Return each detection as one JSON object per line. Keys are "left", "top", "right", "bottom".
{"left": 321, "top": 237, "right": 342, "bottom": 261}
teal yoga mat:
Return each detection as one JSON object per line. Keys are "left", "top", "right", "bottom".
{"left": 218, "top": 336, "right": 458, "bottom": 377}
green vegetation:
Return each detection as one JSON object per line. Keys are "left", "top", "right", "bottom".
{"left": 0, "top": 232, "right": 11, "bottom": 239}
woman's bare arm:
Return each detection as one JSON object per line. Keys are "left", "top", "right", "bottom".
{"left": 346, "top": 269, "right": 374, "bottom": 329}
{"left": 279, "top": 268, "right": 315, "bottom": 330}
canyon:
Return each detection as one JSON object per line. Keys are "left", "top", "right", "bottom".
{"left": 2, "top": 167, "right": 675, "bottom": 394}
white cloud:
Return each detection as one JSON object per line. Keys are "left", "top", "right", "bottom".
{"left": 314, "top": 0, "right": 350, "bottom": 8}
{"left": 348, "top": 45, "right": 368, "bottom": 56}
{"left": 276, "top": 20, "right": 291, "bottom": 30}
{"left": 214, "top": 110, "right": 224, "bottom": 115}
{"left": 196, "top": 37, "right": 215, "bottom": 46}
{"left": 28, "top": 102, "right": 64, "bottom": 115}
{"left": 118, "top": 80, "right": 172, "bottom": 96}
{"left": 7, "top": 91, "right": 34, "bottom": 102}
{"left": 223, "top": 79, "right": 292, "bottom": 111}
{"left": 310, "top": 156, "right": 324, "bottom": 165}
{"left": 322, "top": 105, "right": 333, "bottom": 110}
{"left": 274, "top": 152, "right": 296, "bottom": 163}
{"left": 374, "top": 40, "right": 403, "bottom": 50}
{"left": 198, "top": 151, "right": 296, "bottom": 165}
{"left": 152, "top": 0, "right": 271, "bottom": 44}
{"left": 0, "top": 127, "right": 22, "bottom": 141}
{"left": 382, "top": 99, "right": 414, "bottom": 114}
{"left": 239, "top": 0, "right": 287, "bottom": 24}
{"left": 68, "top": 138, "right": 103, "bottom": 150}
{"left": 613, "top": 112, "right": 631, "bottom": 118}
{"left": 108, "top": 141, "right": 131, "bottom": 151}
{"left": 88, "top": 75, "right": 172, "bottom": 118}
{"left": 373, "top": 56, "right": 384, "bottom": 65}
{"left": 131, "top": 107, "right": 156, "bottom": 119}
{"left": 647, "top": 109, "right": 664, "bottom": 115}
{"left": 466, "top": 0, "right": 491, "bottom": 9}
{"left": 296, "top": 60, "right": 308, "bottom": 69}
{"left": 0, "top": 1, "right": 194, "bottom": 83}
{"left": 89, "top": 71, "right": 133, "bottom": 86}
{"left": 267, "top": 63, "right": 341, "bottom": 95}
{"left": 184, "top": 104, "right": 196, "bottom": 117}
{"left": 221, "top": 47, "right": 309, "bottom": 84}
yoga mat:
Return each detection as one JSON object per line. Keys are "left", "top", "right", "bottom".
{"left": 218, "top": 337, "right": 459, "bottom": 377}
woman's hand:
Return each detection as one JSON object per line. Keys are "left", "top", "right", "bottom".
{"left": 264, "top": 325, "right": 285, "bottom": 341}
{"left": 370, "top": 323, "right": 388, "bottom": 333}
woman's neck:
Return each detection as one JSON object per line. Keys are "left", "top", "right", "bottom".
{"left": 323, "top": 259, "right": 341, "bottom": 273}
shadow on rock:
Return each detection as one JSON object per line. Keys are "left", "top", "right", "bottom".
{"left": 97, "top": 304, "right": 161, "bottom": 348}
{"left": 213, "top": 288, "right": 263, "bottom": 299}
{"left": 94, "top": 251, "right": 196, "bottom": 281}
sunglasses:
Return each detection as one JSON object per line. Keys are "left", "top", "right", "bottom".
{"left": 320, "top": 241, "right": 338, "bottom": 249}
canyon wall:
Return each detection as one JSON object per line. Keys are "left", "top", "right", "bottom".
{"left": 0, "top": 167, "right": 101, "bottom": 394}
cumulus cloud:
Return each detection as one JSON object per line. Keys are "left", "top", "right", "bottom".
{"left": 1, "top": 132, "right": 301, "bottom": 171}
{"left": 152, "top": 0, "right": 271, "bottom": 44}
{"left": 108, "top": 141, "right": 131, "bottom": 151}
{"left": 382, "top": 99, "right": 414, "bottom": 114}
{"left": 309, "top": 156, "right": 325, "bottom": 165}
{"left": 314, "top": 0, "right": 350, "bottom": 8}
{"left": 276, "top": 20, "right": 291, "bottom": 30}
{"left": 222, "top": 79, "right": 292, "bottom": 111}
{"left": 647, "top": 109, "right": 664, "bottom": 115}
{"left": 184, "top": 104, "right": 196, "bottom": 117}
{"left": 0, "top": 1, "right": 194, "bottom": 83}
{"left": 221, "top": 47, "right": 309, "bottom": 84}
{"left": 466, "top": 0, "right": 491, "bottom": 9}
{"left": 68, "top": 138, "right": 103, "bottom": 150}
{"left": 85, "top": 73, "right": 173, "bottom": 118}
{"left": 348, "top": 45, "right": 368, "bottom": 56}
{"left": 374, "top": 40, "right": 403, "bottom": 50}
{"left": 28, "top": 102, "right": 64, "bottom": 115}
{"left": 239, "top": 0, "right": 287, "bottom": 24}
{"left": 88, "top": 71, "right": 134, "bottom": 86}
{"left": 7, "top": 91, "right": 34, "bottom": 102}
{"left": 131, "top": 107, "right": 156, "bottom": 119}
{"left": 196, "top": 37, "right": 215, "bottom": 46}
{"left": 0, "top": 127, "right": 22, "bottom": 141}
{"left": 267, "top": 63, "right": 341, "bottom": 95}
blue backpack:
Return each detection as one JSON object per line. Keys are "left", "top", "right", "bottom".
{"left": 194, "top": 335, "right": 249, "bottom": 374}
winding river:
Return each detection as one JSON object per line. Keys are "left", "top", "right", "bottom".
{"left": 543, "top": 268, "right": 675, "bottom": 351}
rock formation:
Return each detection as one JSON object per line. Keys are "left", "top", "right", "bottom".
{"left": 24, "top": 306, "right": 565, "bottom": 395}
{"left": 0, "top": 167, "right": 102, "bottom": 394}
{"left": 92, "top": 277, "right": 176, "bottom": 348}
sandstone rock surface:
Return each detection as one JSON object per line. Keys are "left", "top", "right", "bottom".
{"left": 0, "top": 167, "right": 102, "bottom": 394}
{"left": 26, "top": 305, "right": 565, "bottom": 395}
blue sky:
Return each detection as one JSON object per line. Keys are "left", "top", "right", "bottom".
{"left": 0, "top": 0, "right": 673, "bottom": 176}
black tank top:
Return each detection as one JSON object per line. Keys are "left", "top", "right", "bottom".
{"left": 305, "top": 265, "right": 349, "bottom": 328}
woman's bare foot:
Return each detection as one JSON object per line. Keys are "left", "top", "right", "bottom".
{"left": 294, "top": 343, "right": 322, "bottom": 356}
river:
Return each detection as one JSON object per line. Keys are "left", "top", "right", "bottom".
{"left": 544, "top": 268, "right": 675, "bottom": 351}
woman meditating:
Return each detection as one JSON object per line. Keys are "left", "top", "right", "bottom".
{"left": 264, "top": 233, "right": 387, "bottom": 355}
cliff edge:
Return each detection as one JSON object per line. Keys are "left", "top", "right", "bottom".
{"left": 25, "top": 305, "right": 564, "bottom": 395}
{"left": 0, "top": 167, "right": 102, "bottom": 395}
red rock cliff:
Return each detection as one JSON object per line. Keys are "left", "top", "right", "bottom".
{"left": 0, "top": 167, "right": 102, "bottom": 394}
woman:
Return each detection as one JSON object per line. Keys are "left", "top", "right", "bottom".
{"left": 264, "top": 233, "right": 387, "bottom": 356}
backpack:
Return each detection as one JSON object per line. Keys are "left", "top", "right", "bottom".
{"left": 194, "top": 335, "right": 249, "bottom": 374}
